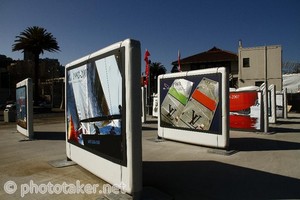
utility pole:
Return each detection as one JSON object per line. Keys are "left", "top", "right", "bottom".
{"left": 264, "top": 46, "right": 269, "bottom": 133}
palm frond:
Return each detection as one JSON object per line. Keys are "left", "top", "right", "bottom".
{"left": 12, "top": 26, "right": 60, "bottom": 55}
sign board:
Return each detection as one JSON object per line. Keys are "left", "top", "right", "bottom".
{"left": 16, "top": 78, "right": 33, "bottom": 138}
{"left": 152, "top": 94, "right": 159, "bottom": 117}
{"left": 158, "top": 67, "right": 229, "bottom": 149}
{"left": 65, "top": 39, "right": 142, "bottom": 196}
{"left": 276, "top": 93, "right": 284, "bottom": 118}
{"left": 229, "top": 90, "right": 263, "bottom": 131}
{"left": 268, "top": 84, "right": 277, "bottom": 123}
{"left": 276, "top": 88, "right": 288, "bottom": 119}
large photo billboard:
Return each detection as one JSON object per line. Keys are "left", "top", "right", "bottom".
{"left": 158, "top": 68, "right": 229, "bottom": 148}
{"left": 65, "top": 39, "right": 142, "bottom": 196}
{"left": 67, "top": 54, "right": 125, "bottom": 164}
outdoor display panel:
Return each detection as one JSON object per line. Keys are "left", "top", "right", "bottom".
{"left": 276, "top": 93, "right": 284, "bottom": 118}
{"left": 158, "top": 67, "right": 229, "bottom": 149}
{"left": 229, "top": 90, "right": 263, "bottom": 131}
{"left": 268, "top": 84, "right": 277, "bottom": 123}
{"left": 16, "top": 78, "right": 33, "bottom": 138}
{"left": 65, "top": 39, "right": 142, "bottom": 196}
{"left": 141, "top": 87, "right": 146, "bottom": 123}
{"left": 152, "top": 94, "right": 159, "bottom": 117}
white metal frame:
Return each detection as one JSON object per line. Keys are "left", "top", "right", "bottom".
{"left": 16, "top": 78, "right": 33, "bottom": 138}
{"left": 158, "top": 67, "right": 229, "bottom": 149}
{"left": 65, "top": 39, "right": 142, "bottom": 196}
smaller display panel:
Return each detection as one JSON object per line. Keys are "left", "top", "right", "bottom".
{"left": 229, "top": 91, "right": 262, "bottom": 131}
{"left": 16, "top": 86, "right": 27, "bottom": 129}
{"left": 276, "top": 93, "right": 284, "bottom": 118}
{"left": 16, "top": 78, "right": 33, "bottom": 138}
{"left": 160, "top": 74, "right": 222, "bottom": 134}
{"left": 158, "top": 68, "right": 229, "bottom": 149}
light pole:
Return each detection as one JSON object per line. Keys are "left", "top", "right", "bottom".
{"left": 264, "top": 46, "right": 269, "bottom": 133}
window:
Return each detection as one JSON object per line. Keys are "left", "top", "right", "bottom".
{"left": 243, "top": 58, "right": 250, "bottom": 67}
{"left": 255, "top": 81, "right": 264, "bottom": 87}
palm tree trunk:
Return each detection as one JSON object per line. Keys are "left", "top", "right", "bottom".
{"left": 34, "top": 53, "right": 40, "bottom": 106}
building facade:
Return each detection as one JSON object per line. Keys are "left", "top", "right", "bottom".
{"left": 172, "top": 47, "right": 238, "bottom": 87}
{"left": 238, "top": 44, "right": 282, "bottom": 90}
{"left": 0, "top": 55, "right": 14, "bottom": 104}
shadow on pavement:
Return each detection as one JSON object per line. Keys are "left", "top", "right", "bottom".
{"left": 144, "top": 120, "right": 158, "bottom": 124}
{"left": 143, "top": 160, "right": 300, "bottom": 199}
{"left": 274, "top": 120, "right": 300, "bottom": 125}
{"left": 142, "top": 126, "right": 158, "bottom": 131}
{"left": 270, "top": 126, "right": 300, "bottom": 132}
{"left": 34, "top": 131, "right": 65, "bottom": 140}
{"left": 230, "top": 137, "right": 300, "bottom": 151}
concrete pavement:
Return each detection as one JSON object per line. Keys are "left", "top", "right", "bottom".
{"left": 0, "top": 111, "right": 300, "bottom": 199}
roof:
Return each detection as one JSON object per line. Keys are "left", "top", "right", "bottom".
{"left": 172, "top": 47, "right": 238, "bottom": 65}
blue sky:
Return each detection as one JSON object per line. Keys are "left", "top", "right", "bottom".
{"left": 0, "top": 0, "right": 299, "bottom": 72}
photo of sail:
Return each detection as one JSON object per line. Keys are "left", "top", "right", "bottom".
{"left": 69, "top": 64, "right": 107, "bottom": 121}
{"left": 95, "top": 55, "right": 122, "bottom": 116}
{"left": 66, "top": 52, "right": 124, "bottom": 163}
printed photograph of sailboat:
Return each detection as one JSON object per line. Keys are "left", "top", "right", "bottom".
{"left": 67, "top": 54, "right": 124, "bottom": 162}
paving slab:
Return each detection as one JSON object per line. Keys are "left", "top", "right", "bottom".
{"left": 0, "top": 112, "right": 300, "bottom": 199}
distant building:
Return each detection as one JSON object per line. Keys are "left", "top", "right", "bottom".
{"left": 238, "top": 43, "right": 282, "bottom": 90}
{"left": 0, "top": 51, "right": 64, "bottom": 108}
{"left": 0, "top": 55, "right": 14, "bottom": 104}
{"left": 172, "top": 47, "right": 238, "bottom": 87}
{"left": 6, "top": 58, "right": 63, "bottom": 104}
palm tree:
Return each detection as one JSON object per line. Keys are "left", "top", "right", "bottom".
{"left": 171, "top": 65, "right": 180, "bottom": 73}
{"left": 149, "top": 62, "right": 166, "bottom": 93}
{"left": 12, "top": 26, "right": 60, "bottom": 105}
